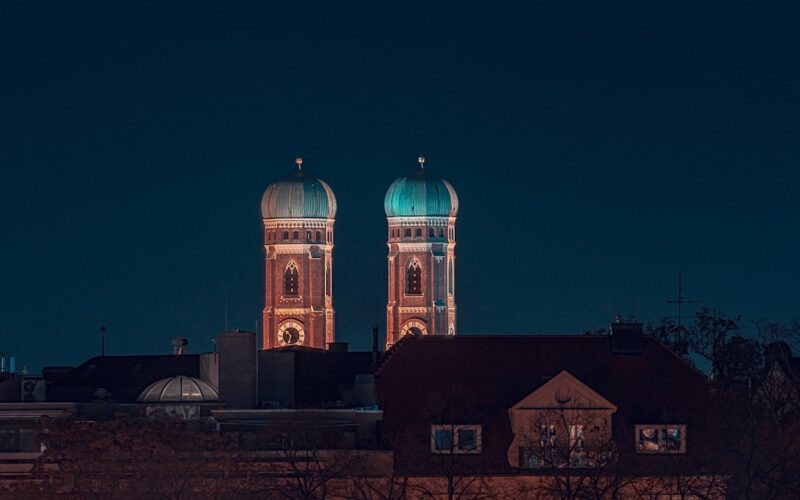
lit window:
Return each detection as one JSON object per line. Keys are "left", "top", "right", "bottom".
{"left": 519, "top": 425, "right": 556, "bottom": 468}
{"left": 406, "top": 260, "right": 422, "bottom": 295}
{"left": 284, "top": 262, "right": 299, "bottom": 296}
{"left": 431, "top": 425, "right": 482, "bottom": 454}
{"left": 635, "top": 425, "right": 686, "bottom": 454}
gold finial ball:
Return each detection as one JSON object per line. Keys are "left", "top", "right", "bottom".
{"left": 295, "top": 157, "right": 303, "bottom": 170}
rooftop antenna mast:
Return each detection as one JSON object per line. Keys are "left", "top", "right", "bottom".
{"left": 224, "top": 288, "right": 229, "bottom": 333}
{"left": 664, "top": 272, "right": 698, "bottom": 329}
{"left": 99, "top": 325, "right": 107, "bottom": 357}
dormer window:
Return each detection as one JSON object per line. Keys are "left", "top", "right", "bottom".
{"left": 635, "top": 425, "right": 686, "bottom": 454}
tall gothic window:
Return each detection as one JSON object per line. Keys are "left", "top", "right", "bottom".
{"left": 284, "top": 262, "right": 299, "bottom": 296}
{"left": 406, "top": 260, "right": 422, "bottom": 295}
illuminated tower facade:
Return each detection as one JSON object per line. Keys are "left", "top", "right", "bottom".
{"left": 261, "top": 159, "right": 336, "bottom": 350}
{"left": 384, "top": 158, "right": 458, "bottom": 348}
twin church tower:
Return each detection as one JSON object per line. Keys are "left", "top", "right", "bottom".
{"left": 260, "top": 158, "right": 458, "bottom": 351}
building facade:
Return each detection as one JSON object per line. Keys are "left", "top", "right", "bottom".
{"left": 384, "top": 159, "right": 459, "bottom": 348}
{"left": 261, "top": 160, "right": 336, "bottom": 350}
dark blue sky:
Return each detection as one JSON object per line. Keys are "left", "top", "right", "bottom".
{"left": 1, "top": 1, "right": 798, "bottom": 372}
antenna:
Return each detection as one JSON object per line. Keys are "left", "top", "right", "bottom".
{"left": 664, "top": 272, "right": 698, "bottom": 329}
{"left": 99, "top": 325, "right": 107, "bottom": 357}
{"left": 224, "top": 288, "right": 229, "bottom": 333}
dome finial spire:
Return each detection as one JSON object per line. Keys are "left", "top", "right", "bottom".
{"left": 295, "top": 157, "right": 303, "bottom": 170}
{"left": 417, "top": 156, "right": 425, "bottom": 169}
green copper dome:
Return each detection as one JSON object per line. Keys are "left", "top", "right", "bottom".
{"left": 261, "top": 170, "right": 337, "bottom": 219}
{"left": 384, "top": 169, "right": 458, "bottom": 217}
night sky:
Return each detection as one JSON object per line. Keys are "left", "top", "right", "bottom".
{"left": 2, "top": 1, "right": 798, "bottom": 372}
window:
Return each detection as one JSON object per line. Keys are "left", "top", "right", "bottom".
{"left": 0, "top": 429, "right": 38, "bottom": 452}
{"left": 406, "top": 260, "right": 422, "bottom": 295}
{"left": 431, "top": 425, "right": 482, "bottom": 454}
{"left": 519, "top": 425, "right": 556, "bottom": 468}
{"left": 433, "top": 428, "right": 452, "bottom": 451}
{"left": 284, "top": 262, "right": 299, "bottom": 296}
{"left": 316, "top": 231, "right": 322, "bottom": 242}
{"left": 428, "top": 227, "right": 435, "bottom": 238}
{"left": 404, "top": 228, "right": 412, "bottom": 238}
{"left": 569, "top": 425, "right": 587, "bottom": 467}
{"left": 415, "top": 228, "right": 422, "bottom": 237}
{"left": 439, "top": 228, "right": 444, "bottom": 238}
{"left": 635, "top": 425, "right": 686, "bottom": 454}
{"left": 293, "top": 231, "right": 299, "bottom": 240}
{"left": 306, "top": 231, "right": 312, "bottom": 242}
{"left": 283, "top": 231, "right": 289, "bottom": 241}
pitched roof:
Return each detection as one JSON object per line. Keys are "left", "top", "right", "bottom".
{"left": 378, "top": 335, "right": 708, "bottom": 422}
{"left": 376, "top": 335, "right": 716, "bottom": 473}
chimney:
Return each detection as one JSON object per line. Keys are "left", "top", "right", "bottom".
{"left": 172, "top": 338, "right": 188, "bottom": 355}
{"left": 610, "top": 316, "right": 643, "bottom": 354}
{"left": 218, "top": 330, "right": 257, "bottom": 409}
{"left": 372, "top": 325, "right": 380, "bottom": 368}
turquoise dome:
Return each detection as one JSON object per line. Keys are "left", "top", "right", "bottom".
{"left": 384, "top": 169, "right": 458, "bottom": 217}
{"left": 261, "top": 171, "right": 337, "bottom": 219}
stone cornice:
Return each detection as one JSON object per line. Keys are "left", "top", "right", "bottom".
{"left": 263, "top": 218, "right": 333, "bottom": 229}
{"left": 386, "top": 216, "right": 451, "bottom": 227}
{"left": 266, "top": 244, "right": 334, "bottom": 255}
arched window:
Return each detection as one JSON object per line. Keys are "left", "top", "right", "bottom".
{"left": 428, "top": 227, "right": 435, "bottom": 238}
{"left": 415, "top": 228, "right": 422, "bottom": 238}
{"left": 283, "top": 231, "right": 289, "bottom": 241}
{"left": 306, "top": 231, "right": 312, "bottom": 242}
{"left": 284, "top": 262, "right": 299, "bottom": 296}
{"left": 404, "top": 228, "right": 412, "bottom": 238}
{"left": 293, "top": 231, "right": 299, "bottom": 240}
{"left": 316, "top": 231, "right": 322, "bottom": 242}
{"left": 406, "top": 260, "right": 422, "bottom": 295}
{"left": 438, "top": 228, "right": 444, "bottom": 238}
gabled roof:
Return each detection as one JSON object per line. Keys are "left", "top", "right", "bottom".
{"left": 510, "top": 370, "right": 617, "bottom": 412}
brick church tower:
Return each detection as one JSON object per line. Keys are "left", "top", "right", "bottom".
{"left": 260, "top": 159, "right": 336, "bottom": 350}
{"left": 384, "top": 157, "right": 459, "bottom": 348}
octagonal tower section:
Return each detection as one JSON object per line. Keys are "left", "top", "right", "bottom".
{"left": 384, "top": 158, "right": 458, "bottom": 349}
{"left": 261, "top": 159, "right": 336, "bottom": 350}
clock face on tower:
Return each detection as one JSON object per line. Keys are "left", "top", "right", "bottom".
{"left": 278, "top": 321, "right": 305, "bottom": 346}
{"left": 400, "top": 320, "right": 428, "bottom": 338}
